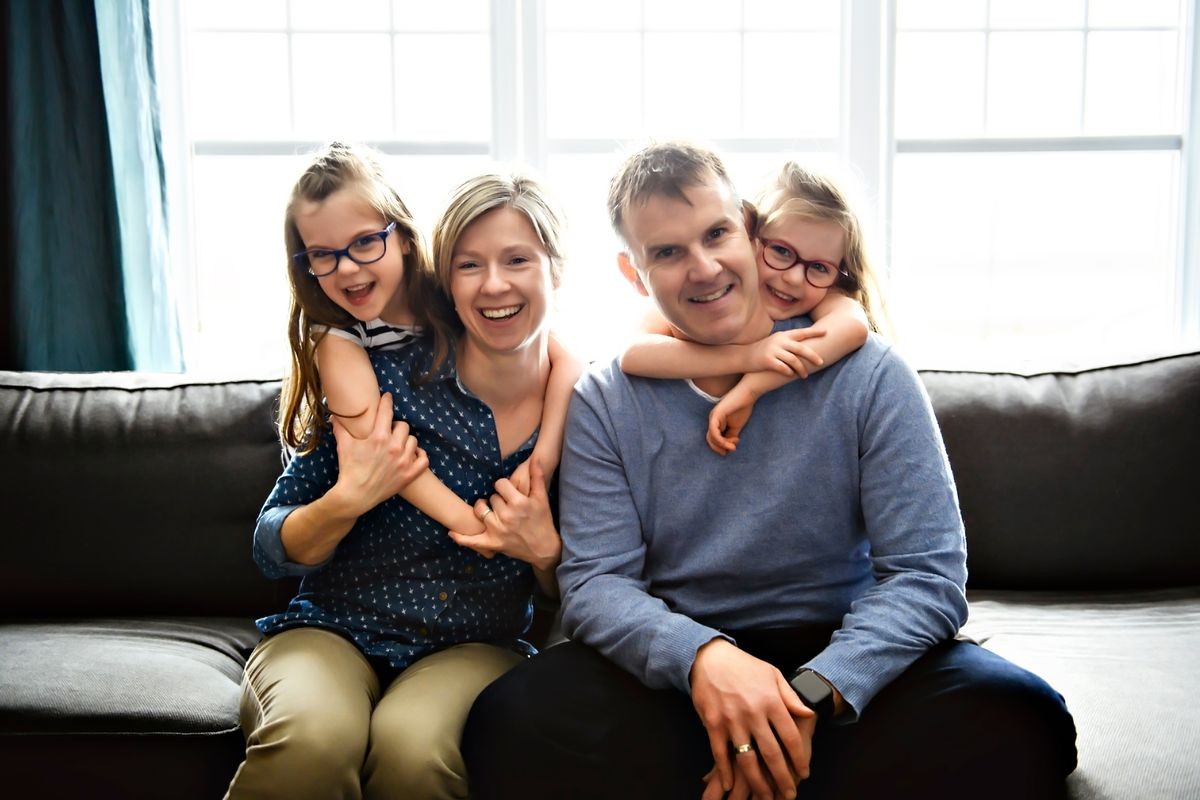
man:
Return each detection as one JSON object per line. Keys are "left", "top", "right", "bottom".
{"left": 463, "top": 142, "right": 1076, "bottom": 799}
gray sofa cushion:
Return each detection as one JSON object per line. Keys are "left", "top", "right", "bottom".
{"left": 923, "top": 351, "right": 1200, "bottom": 590}
{"left": 0, "top": 371, "right": 288, "bottom": 617}
{"left": 0, "top": 618, "right": 259, "bottom": 735}
{"left": 963, "top": 588, "right": 1200, "bottom": 800}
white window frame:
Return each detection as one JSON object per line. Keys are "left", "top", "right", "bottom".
{"left": 154, "top": 0, "right": 1200, "bottom": 373}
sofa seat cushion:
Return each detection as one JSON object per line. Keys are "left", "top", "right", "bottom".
{"left": 0, "top": 618, "right": 260, "bottom": 735}
{"left": 962, "top": 588, "right": 1200, "bottom": 800}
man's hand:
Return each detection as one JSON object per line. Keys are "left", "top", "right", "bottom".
{"left": 690, "top": 639, "right": 815, "bottom": 800}
{"left": 330, "top": 393, "right": 428, "bottom": 517}
{"left": 744, "top": 329, "right": 826, "bottom": 378}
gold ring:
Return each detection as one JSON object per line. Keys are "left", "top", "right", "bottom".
{"left": 733, "top": 743, "right": 754, "bottom": 755}
{"left": 479, "top": 506, "right": 493, "bottom": 520}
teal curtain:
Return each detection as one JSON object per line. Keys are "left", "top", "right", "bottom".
{"left": 0, "top": 0, "right": 182, "bottom": 372}
{"left": 95, "top": 0, "right": 182, "bottom": 371}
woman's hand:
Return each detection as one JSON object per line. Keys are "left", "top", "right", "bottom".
{"left": 281, "top": 394, "right": 427, "bottom": 566}
{"left": 449, "top": 457, "right": 561, "bottom": 572}
{"left": 329, "top": 393, "right": 428, "bottom": 517}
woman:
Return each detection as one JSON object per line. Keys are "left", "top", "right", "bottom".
{"left": 226, "top": 172, "right": 570, "bottom": 800}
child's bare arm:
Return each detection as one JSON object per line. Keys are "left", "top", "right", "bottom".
{"left": 316, "top": 334, "right": 484, "bottom": 534}
{"left": 402, "top": 471, "right": 485, "bottom": 534}
{"left": 513, "top": 335, "right": 584, "bottom": 493}
{"left": 316, "top": 334, "right": 384, "bottom": 439}
{"left": 619, "top": 308, "right": 824, "bottom": 379}
{"left": 804, "top": 293, "right": 870, "bottom": 371}
{"left": 705, "top": 296, "right": 870, "bottom": 454}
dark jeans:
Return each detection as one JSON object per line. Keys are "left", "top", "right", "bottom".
{"left": 462, "top": 631, "right": 1077, "bottom": 800}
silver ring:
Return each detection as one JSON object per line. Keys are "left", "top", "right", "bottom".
{"left": 733, "top": 743, "right": 754, "bottom": 755}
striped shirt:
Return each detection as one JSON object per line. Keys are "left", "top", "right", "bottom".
{"left": 314, "top": 319, "right": 422, "bottom": 353}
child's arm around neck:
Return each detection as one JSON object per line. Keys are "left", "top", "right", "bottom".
{"left": 619, "top": 308, "right": 826, "bottom": 380}
{"left": 706, "top": 293, "right": 870, "bottom": 455}
{"left": 510, "top": 333, "right": 583, "bottom": 495}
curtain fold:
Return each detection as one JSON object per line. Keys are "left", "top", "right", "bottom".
{"left": 95, "top": 0, "right": 183, "bottom": 372}
{"left": 1, "top": 0, "right": 182, "bottom": 372}
{"left": 3, "top": 0, "right": 132, "bottom": 371}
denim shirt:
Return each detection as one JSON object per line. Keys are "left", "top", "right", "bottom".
{"left": 253, "top": 338, "right": 538, "bottom": 668}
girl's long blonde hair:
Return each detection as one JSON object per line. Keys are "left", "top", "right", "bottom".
{"left": 277, "top": 141, "right": 447, "bottom": 452}
{"left": 755, "top": 162, "right": 889, "bottom": 335}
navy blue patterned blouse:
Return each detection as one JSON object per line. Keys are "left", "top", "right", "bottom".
{"left": 253, "top": 337, "right": 538, "bottom": 668}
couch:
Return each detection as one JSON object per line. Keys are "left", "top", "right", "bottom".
{"left": 1, "top": 349, "right": 1197, "bottom": 799}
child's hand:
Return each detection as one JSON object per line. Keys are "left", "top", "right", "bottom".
{"left": 748, "top": 329, "right": 826, "bottom": 378}
{"left": 707, "top": 389, "right": 759, "bottom": 456}
{"left": 510, "top": 459, "right": 532, "bottom": 495}
{"left": 510, "top": 450, "right": 557, "bottom": 496}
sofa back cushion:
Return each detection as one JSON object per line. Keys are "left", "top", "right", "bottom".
{"left": 0, "top": 371, "right": 289, "bottom": 617}
{"left": 921, "top": 351, "right": 1200, "bottom": 590}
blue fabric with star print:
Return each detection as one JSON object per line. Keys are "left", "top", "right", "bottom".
{"left": 252, "top": 336, "right": 538, "bottom": 668}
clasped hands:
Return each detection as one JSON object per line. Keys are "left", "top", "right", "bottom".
{"left": 691, "top": 639, "right": 818, "bottom": 800}
{"left": 448, "top": 456, "right": 560, "bottom": 573}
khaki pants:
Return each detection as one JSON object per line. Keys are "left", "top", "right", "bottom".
{"left": 225, "top": 627, "right": 523, "bottom": 800}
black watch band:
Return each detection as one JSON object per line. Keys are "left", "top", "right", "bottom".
{"left": 787, "top": 668, "right": 835, "bottom": 722}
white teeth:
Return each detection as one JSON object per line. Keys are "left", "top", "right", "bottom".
{"left": 344, "top": 283, "right": 372, "bottom": 294}
{"left": 768, "top": 286, "right": 796, "bottom": 302}
{"left": 481, "top": 305, "right": 522, "bottom": 320}
{"left": 691, "top": 285, "right": 731, "bottom": 303}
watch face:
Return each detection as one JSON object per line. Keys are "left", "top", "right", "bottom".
{"left": 791, "top": 670, "right": 832, "bottom": 704}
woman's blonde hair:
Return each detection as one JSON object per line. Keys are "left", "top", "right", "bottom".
{"left": 277, "top": 141, "right": 444, "bottom": 452}
{"left": 428, "top": 172, "right": 566, "bottom": 337}
{"left": 755, "top": 162, "right": 889, "bottom": 335}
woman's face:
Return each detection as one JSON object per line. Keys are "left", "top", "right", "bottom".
{"left": 756, "top": 214, "right": 845, "bottom": 321}
{"left": 449, "top": 205, "right": 553, "bottom": 357}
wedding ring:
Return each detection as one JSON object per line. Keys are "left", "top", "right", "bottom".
{"left": 479, "top": 506, "right": 493, "bottom": 520}
{"left": 733, "top": 742, "right": 755, "bottom": 755}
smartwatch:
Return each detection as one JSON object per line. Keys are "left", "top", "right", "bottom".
{"left": 788, "top": 668, "right": 835, "bottom": 722}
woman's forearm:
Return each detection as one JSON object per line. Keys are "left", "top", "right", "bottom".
{"left": 279, "top": 483, "right": 364, "bottom": 565}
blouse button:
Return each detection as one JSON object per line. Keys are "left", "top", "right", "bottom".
{"left": 438, "top": 591, "right": 449, "bottom": 601}
{"left": 418, "top": 626, "right": 429, "bottom": 637}
{"left": 464, "top": 565, "right": 475, "bottom": 575}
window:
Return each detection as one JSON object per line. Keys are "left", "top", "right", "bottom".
{"left": 157, "top": 0, "right": 1198, "bottom": 373}
{"left": 889, "top": 0, "right": 1194, "bottom": 367}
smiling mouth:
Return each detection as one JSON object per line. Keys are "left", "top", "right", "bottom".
{"left": 480, "top": 305, "right": 523, "bottom": 320}
{"left": 689, "top": 285, "right": 733, "bottom": 304}
{"left": 765, "top": 285, "right": 797, "bottom": 304}
{"left": 344, "top": 282, "right": 374, "bottom": 300}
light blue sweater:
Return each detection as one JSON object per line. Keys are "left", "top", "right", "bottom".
{"left": 556, "top": 330, "right": 968, "bottom": 718}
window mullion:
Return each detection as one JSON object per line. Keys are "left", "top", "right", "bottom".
{"left": 1180, "top": 0, "right": 1200, "bottom": 338}
{"left": 521, "top": 0, "right": 547, "bottom": 171}
{"left": 490, "top": 0, "right": 521, "bottom": 161}
{"left": 843, "top": 0, "right": 890, "bottom": 264}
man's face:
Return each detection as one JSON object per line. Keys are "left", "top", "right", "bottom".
{"left": 618, "top": 175, "right": 764, "bottom": 345}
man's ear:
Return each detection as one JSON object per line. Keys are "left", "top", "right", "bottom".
{"left": 742, "top": 200, "right": 760, "bottom": 238}
{"left": 617, "top": 252, "right": 649, "bottom": 297}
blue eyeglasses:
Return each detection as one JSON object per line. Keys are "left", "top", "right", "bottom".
{"left": 293, "top": 221, "right": 397, "bottom": 278}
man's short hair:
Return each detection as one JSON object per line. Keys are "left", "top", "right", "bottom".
{"left": 607, "top": 141, "right": 740, "bottom": 247}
